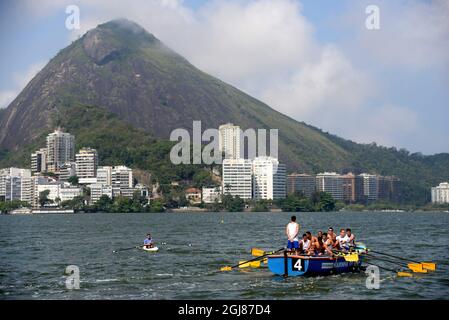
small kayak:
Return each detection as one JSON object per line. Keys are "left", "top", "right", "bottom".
{"left": 142, "top": 246, "right": 159, "bottom": 252}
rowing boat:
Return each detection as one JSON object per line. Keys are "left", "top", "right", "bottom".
{"left": 267, "top": 253, "right": 364, "bottom": 277}
{"left": 142, "top": 246, "right": 159, "bottom": 252}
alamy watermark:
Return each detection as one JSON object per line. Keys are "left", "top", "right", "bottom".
{"left": 365, "top": 265, "right": 380, "bottom": 289}
{"left": 365, "top": 5, "right": 380, "bottom": 30}
{"left": 169, "top": 121, "right": 278, "bottom": 165}
{"left": 65, "top": 265, "right": 80, "bottom": 290}
{"left": 65, "top": 5, "right": 80, "bottom": 30}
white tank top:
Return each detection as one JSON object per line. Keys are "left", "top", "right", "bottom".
{"left": 301, "top": 239, "right": 310, "bottom": 250}
{"left": 287, "top": 222, "right": 299, "bottom": 241}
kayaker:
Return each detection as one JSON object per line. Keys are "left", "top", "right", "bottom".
{"left": 286, "top": 216, "right": 300, "bottom": 254}
{"left": 144, "top": 233, "right": 154, "bottom": 249}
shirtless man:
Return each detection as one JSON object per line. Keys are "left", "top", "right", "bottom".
{"left": 315, "top": 235, "right": 324, "bottom": 255}
{"left": 306, "top": 231, "right": 318, "bottom": 255}
{"left": 286, "top": 216, "right": 300, "bottom": 254}
{"left": 327, "top": 227, "right": 338, "bottom": 248}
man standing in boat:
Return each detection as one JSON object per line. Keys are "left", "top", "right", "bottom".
{"left": 286, "top": 216, "right": 300, "bottom": 254}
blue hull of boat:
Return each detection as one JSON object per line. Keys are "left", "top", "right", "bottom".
{"left": 267, "top": 254, "right": 363, "bottom": 277}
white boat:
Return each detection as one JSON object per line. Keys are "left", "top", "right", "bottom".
{"left": 142, "top": 246, "right": 159, "bottom": 252}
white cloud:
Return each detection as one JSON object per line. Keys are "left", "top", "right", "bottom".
{"left": 353, "top": 104, "right": 419, "bottom": 148}
{"left": 261, "top": 45, "right": 374, "bottom": 126}
{"left": 12, "top": 0, "right": 447, "bottom": 153}
{"left": 341, "top": 0, "right": 449, "bottom": 72}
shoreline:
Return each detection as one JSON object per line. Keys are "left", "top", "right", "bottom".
{"left": 2, "top": 209, "right": 449, "bottom": 215}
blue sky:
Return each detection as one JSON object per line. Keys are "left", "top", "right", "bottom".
{"left": 0, "top": 0, "right": 448, "bottom": 155}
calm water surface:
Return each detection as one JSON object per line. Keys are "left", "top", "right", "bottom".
{"left": 0, "top": 212, "right": 448, "bottom": 299}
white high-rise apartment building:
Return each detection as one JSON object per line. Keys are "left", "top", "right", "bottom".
{"left": 222, "top": 158, "right": 252, "bottom": 199}
{"left": 111, "top": 166, "right": 133, "bottom": 198}
{"left": 316, "top": 172, "right": 344, "bottom": 201}
{"left": 219, "top": 123, "right": 241, "bottom": 159}
{"left": 76, "top": 148, "right": 98, "bottom": 179}
{"left": 359, "top": 173, "right": 379, "bottom": 201}
{"left": 431, "top": 182, "right": 449, "bottom": 204}
{"left": 46, "top": 129, "right": 75, "bottom": 172}
{"left": 252, "top": 157, "right": 286, "bottom": 200}
{"left": 0, "top": 168, "right": 32, "bottom": 203}
{"left": 97, "top": 166, "right": 113, "bottom": 186}
{"left": 31, "top": 148, "right": 47, "bottom": 174}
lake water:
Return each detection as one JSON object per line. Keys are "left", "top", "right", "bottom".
{"left": 0, "top": 212, "right": 448, "bottom": 299}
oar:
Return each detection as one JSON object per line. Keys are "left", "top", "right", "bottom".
{"left": 251, "top": 248, "right": 266, "bottom": 257}
{"left": 334, "top": 249, "right": 417, "bottom": 276}
{"left": 251, "top": 248, "right": 277, "bottom": 257}
{"left": 113, "top": 245, "right": 140, "bottom": 253}
{"left": 365, "top": 253, "right": 427, "bottom": 273}
{"left": 220, "top": 247, "right": 284, "bottom": 271}
{"left": 369, "top": 249, "right": 436, "bottom": 271}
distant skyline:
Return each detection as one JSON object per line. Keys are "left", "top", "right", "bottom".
{"left": 0, "top": 0, "right": 448, "bottom": 154}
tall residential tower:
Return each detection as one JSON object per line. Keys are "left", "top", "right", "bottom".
{"left": 46, "top": 129, "right": 75, "bottom": 172}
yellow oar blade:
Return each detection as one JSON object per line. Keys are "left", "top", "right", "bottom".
{"left": 239, "top": 261, "right": 251, "bottom": 268}
{"left": 250, "top": 261, "right": 261, "bottom": 268}
{"left": 397, "top": 272, "right": 413, "bottom": 277}
{"left": 343, "top": 253, "right": 359, "bottom": 262}
{"left": 251, "top": 248, "right": 265, "bottom": 257}
{"left": 408, "top": 263, "right": 427, "bottom": 273}
{"left": 220, "top": 266, "right": 232, "bottom": 271}
{"left": 422, "top": 262, "right": 436, "bottom": 271}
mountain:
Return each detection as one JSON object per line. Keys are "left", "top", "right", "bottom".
{"left": 0, "top": 19, "right": 448, "bottom": 204}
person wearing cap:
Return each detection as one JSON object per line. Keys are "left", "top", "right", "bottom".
{"left": 143, "top": 233, "right": 154, "bottom": 249}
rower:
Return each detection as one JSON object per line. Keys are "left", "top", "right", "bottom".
{"left": 346, "top": 228, "right": 356, "bottom": 250}
{"left": 144, "top": 233, "right": 154, "bottom": 249}
{"left": 299, "top": 234, "right": 311, "bottom": 254}
{"left": 327, "top": 227, "right": 338, "bottom": 248}
{"left": 285, "top": 216, "right": 300, "bottom": 255}
{"left": 305, "top": 231, "right": 317, "bottom": 255}
{"left": 336, "top": 228, "right": 348, "bottom": 252}
{"left": 322, "top": 232, "right": 334, "bottom": 256}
